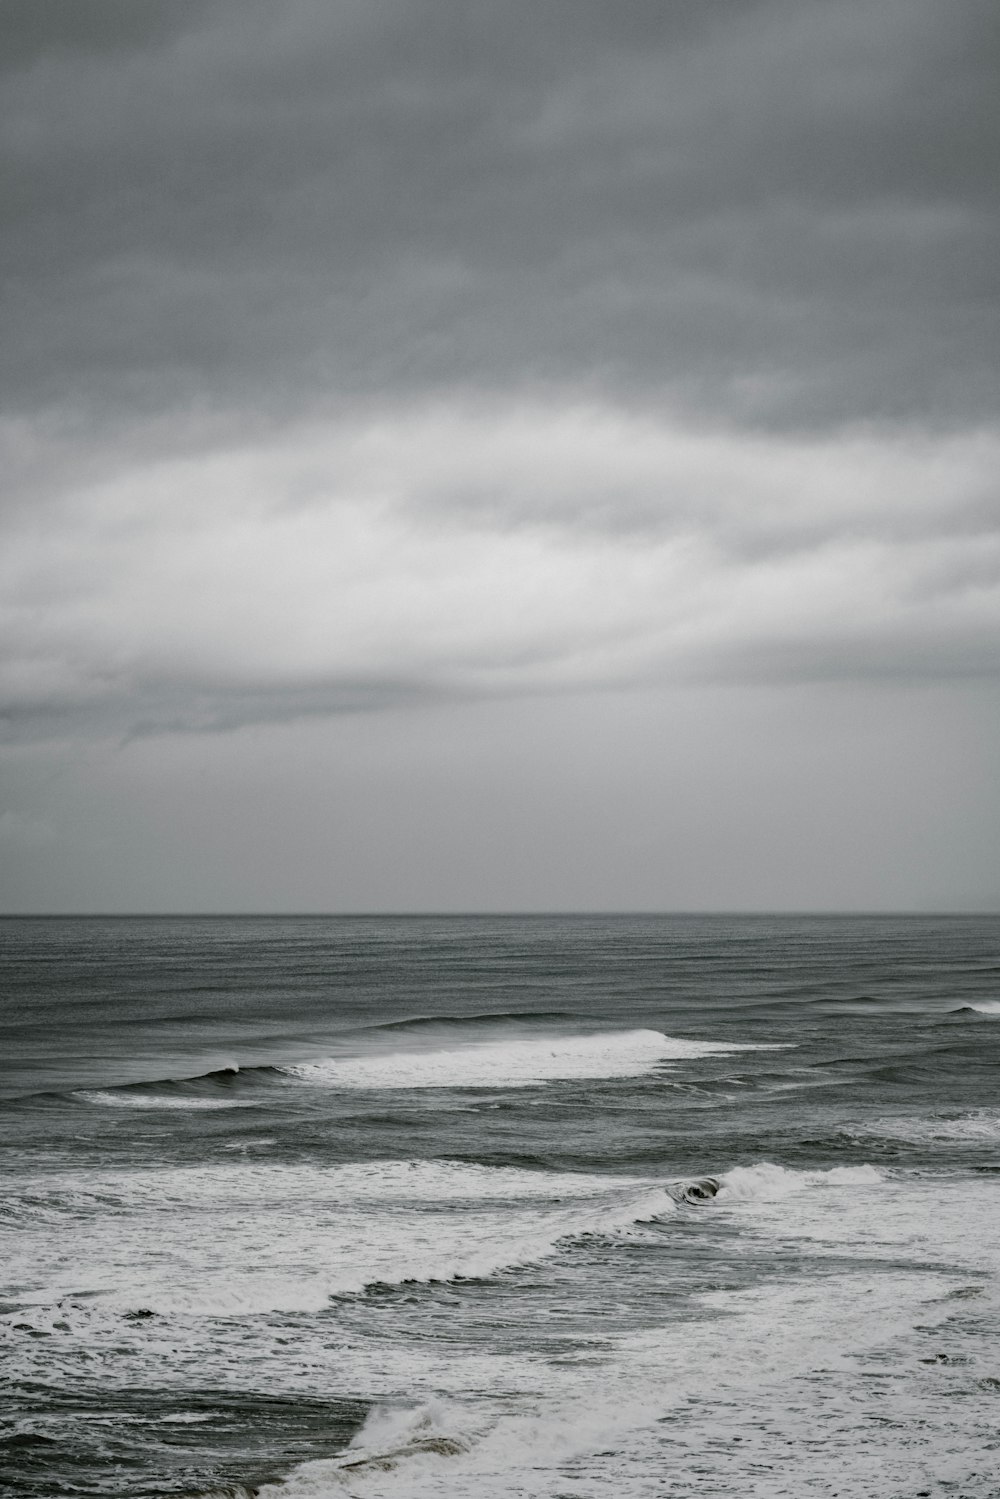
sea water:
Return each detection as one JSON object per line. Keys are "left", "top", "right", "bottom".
{"left": 1, "top": 914, "right": 999, "bottom": 1498}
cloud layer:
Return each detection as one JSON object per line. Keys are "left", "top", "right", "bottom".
{"left": 2, "top": 0, "right": 998, "bottom": 428}
{"left": 3, "top": 401, "right": 998, "bottom": 739}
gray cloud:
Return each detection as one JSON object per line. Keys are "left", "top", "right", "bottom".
{"left": 2, "top": 0, "right": 997, "bottom": 428}
{"left": 1, "top": 403, "right": 997, "bottom": 740}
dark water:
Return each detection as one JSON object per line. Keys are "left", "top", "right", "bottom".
{"left": 2, "top": 915, "right": 999, "bottom": 1498}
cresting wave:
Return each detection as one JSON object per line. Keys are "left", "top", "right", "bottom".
{"left": 1, "top": 1161, "right": 679, "bottom": 1320}
{"left": 56, "top": 1027, "right": 788, "bottom": 1108}
{"left": 715, "top": 1161, "right": 882, "bottom": 1200}
{"left": 278, "top": 1028, "right": 784, "bottom": 1090}
{"left": 1, "top": 1160, "right": 880, "bottom": 1327}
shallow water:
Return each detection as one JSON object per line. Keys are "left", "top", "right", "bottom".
{"left": 2, "top": 914, "right": 999, "bottom": 1497}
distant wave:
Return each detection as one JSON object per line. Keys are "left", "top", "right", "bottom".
{"left": 950, "top": 1001, "right": 1000, "bottom": 1016}
{"left": 279, "top": 1028, "right": 786, "bottom": 1091}
{"left": 53, "top": 1065, "right": 285, "bottom": 1109}
{"left": 372, "top": 1010, "right": 576, "bottom": 1032}
{"left": 43, "top": 1025, "right": 790, "bottom": 1105}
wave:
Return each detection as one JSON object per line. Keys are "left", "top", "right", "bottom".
{"left": 2, "top": 1158, "right": 882, "bottom": 1329}
{"left": 3, "top": 1160, "right": 678, "bottom": 1319}
{"left": 278, "top": 1028, "right": 785, "bottom": 1090}
{"left": 301, "top": 1400, "right": 479, "bottom": 1486}
{"left": 56, "top": 1065, "right": 285, "bottom": 1109}
{"left": 253, "top": 1199, "right": 905, "bottom": 1499}
{"left": 40, "top": 1027, "right": 787, "bottom": 1106}
{"left": 73, "top": 1090, "right": 258, "bottom": 1111}
{"left": 853, "top": 1111, "right": 1000, "bottom": 1144}
{"left": 715, "top": 1162, "right": 882, "bottom": 1202}
{"left": 372, "top": 1010, "right": 576, "bottom": 1032}
{"left": 950, "top": 1001, "right": 1000, "bottom": 1016}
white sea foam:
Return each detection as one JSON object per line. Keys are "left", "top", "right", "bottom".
{"left": 716, "top": 1161, "right": 882, "bottom": 1202}
{"left": 280, "top": 1028, "right": 782, "bottom": 1090}
{"left": 256, "top": 1256, "right": 1000, "bottom": 1499}
{"left": 859, "top": 1110, "right": 1000, "bottom": 1143}
{"left": 7, "top": 1158, "right": 1000, "bottom": 1499}
{"left": 965, "top": 1000, "right": 1000, "bottom": 1014}
{"left": 73, "top": 1090, "right": 255, "bottom": 1111}
{"left": 714, "top": 1163, "right": 1000, "bottom": 1282}
{"left": 0, "top": 1158, "right": 894, "bottom": 1330}
{"left": 0, "top": 1159, "right": 675, "bottom": 1319}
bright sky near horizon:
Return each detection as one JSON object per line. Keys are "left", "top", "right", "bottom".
{"left": 1, "top": 0, "right": 998, "bottom": 912}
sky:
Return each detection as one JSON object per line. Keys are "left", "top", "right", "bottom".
{"left": 1, "top": 0, "right": 998, "bottom": 913}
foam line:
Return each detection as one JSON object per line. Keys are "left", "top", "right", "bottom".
{"left": 73, "top": 1091, "right": 256, "bottom": 1110}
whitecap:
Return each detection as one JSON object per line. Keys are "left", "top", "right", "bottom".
{"left": 279, "top": 1028, "right": 786, "bottom": 1091}
{"left": 860, "top": 1110, "right": 1000, "bottom": 1143}
{"left": 73, "top": 1091, "right": 255, "bottom": 1111}
{"left": 715, "top": 1161, "right": 882, "bottom": 1202}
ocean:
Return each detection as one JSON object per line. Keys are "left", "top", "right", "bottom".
{"left": 2, "top": 913, "right": 999, "bottom": 1499}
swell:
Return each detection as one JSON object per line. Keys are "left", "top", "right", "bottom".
{"left": 370, "top": 1010, "right": 577, "bottom": 1032}
{"left": 66, "top": 1065, "right": 286, "bottom": 1110}
{"left": 33, "top": 1020, "right": 581, "bottom": 1107}
{"left": 39, "top": 1025, "right": 782, "bottom": 1105}
{"left": 2, "top": 1065, "right": 287, "bottom": 1111}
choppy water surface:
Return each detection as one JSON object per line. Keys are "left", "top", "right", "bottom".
{"left": 2, "top": 914, "right": 999, "bottom": 1498}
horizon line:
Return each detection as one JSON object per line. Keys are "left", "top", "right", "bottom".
{"left": 2, "top": 909, "right": 998, "bottom": 920}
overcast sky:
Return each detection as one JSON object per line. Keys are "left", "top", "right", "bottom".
{"left": 1, "top": 0, "right": 998, "bottom": 912}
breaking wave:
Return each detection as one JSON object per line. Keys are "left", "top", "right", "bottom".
{"left": 43, "top": 1028, "right": 789, "bottom": 1107}
{"left": 279, "top": 1028, "right": 784, "bottom": 1090}
{"left": 716, "top": 1161, "right": 882, "bottom": 1201}
{"left": 2, "top": 1158, "right": 881, "bottom": 1329}
{"left": 2, "top": 1159, "right": 677, "bottom": 1320}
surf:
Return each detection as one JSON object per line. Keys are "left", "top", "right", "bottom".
{"left": 278, "top": 1028, "right": 786, "bottom": 1090}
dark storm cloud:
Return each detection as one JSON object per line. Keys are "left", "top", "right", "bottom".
{"left": 0, "top": 0, "right": 210, "bottom": 74}
{"left": 2, "top": 0, "right": 997, "bottom": 429}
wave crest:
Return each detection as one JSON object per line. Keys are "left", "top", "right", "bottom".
{"left": 279, "top": 1028, "right": 781, "bottom": 1090}
{"left": 717, "top": 1162, "right": 882, "bottom": 1202}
